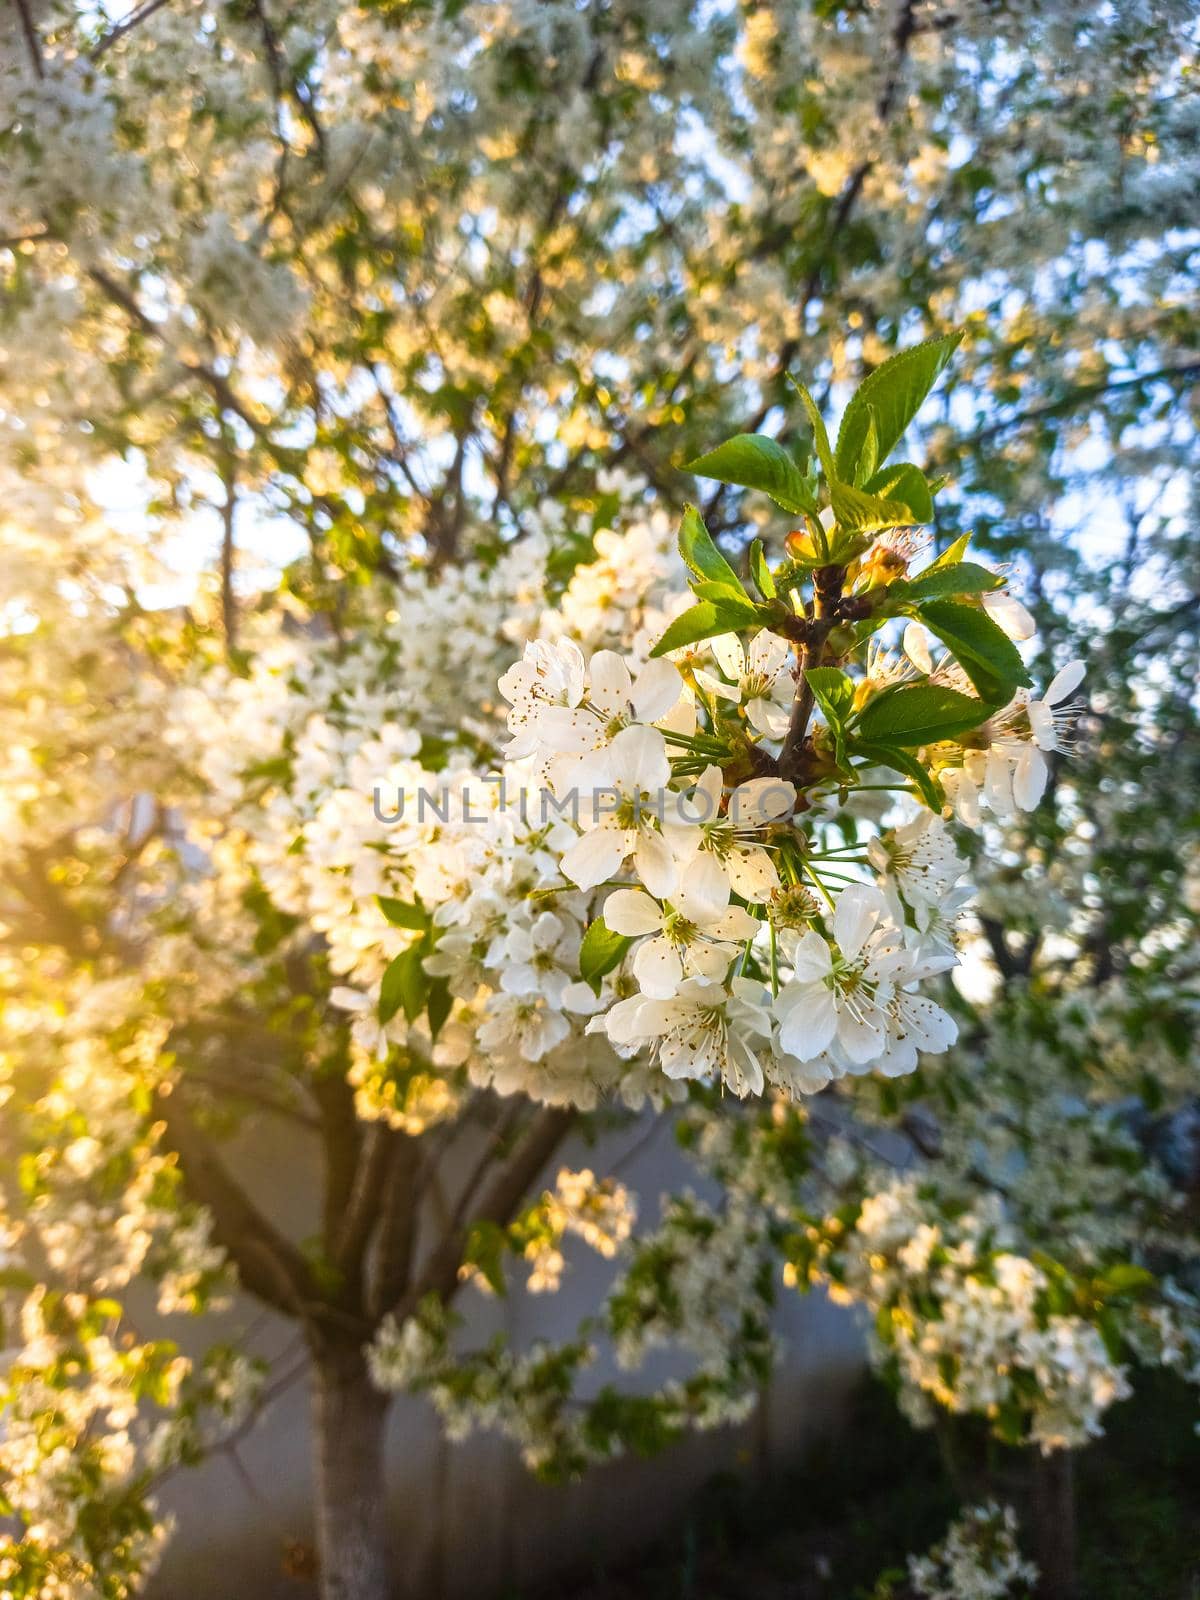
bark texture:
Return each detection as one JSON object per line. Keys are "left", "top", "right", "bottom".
{"left": 312, "top": 1339, "right": 394, "bottom": 1600}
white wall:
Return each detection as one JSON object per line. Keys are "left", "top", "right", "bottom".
{"left": 146, "top": 1115, "right": 863, "bottom": 1599}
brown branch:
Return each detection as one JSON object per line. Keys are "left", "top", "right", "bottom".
{"left": 90, "top": 0, "right": 174, "bottom": 60}
{"left": 218, "top": 450, "right": 237, "bottom": 652}
{"left": 178, "top": 1070, "right": 320, "bottom": 1130}
{"left": 86, "top": 266, "right": 270, "bottom": 439}
{"left": 778, "top": 565, "right": 843, "bottom": 782}
{"left": 13, "top": 0, "right": 44, "bottom": 78}
{"left": 310, "top": 1070, "right": 362, "bottom": 1255}
{"left": 158, "top": 1087, "right": 323, "bottom": 1322}
{"left": 368, "top": 1136, "right": 421, "bottom": 1321}
{"left": 956, "top": 360, "right": 1200, "bottom": 449}
{"left": 387, "top": 1106, "right": 573, "bottom": 1320}
{"left": 333, "top": 1123, "right": 393, "bottom": 1278}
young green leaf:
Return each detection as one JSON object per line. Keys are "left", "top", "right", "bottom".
{"left": 922, "top": 531, "right": 971, "bottom": 574}
{"left": 834, "top": 330, "right": 964, "bottom": 481}
{"left": 856, "top": 408, "right": 880, "bottom": 484}
{"left": 426, "top": 975, "right": 453, "bottom": 1041}
{"left": 649, "top": 595, "right": 765, "bottom": 657}
{"left": 862, "top": 462, "right": 934, "bottom": 523}
{"left": 850, "top": 740, "right": 945, "bottom": 812}
{"left": 853, "top": 682, "right": 996, "bottom": 745}
{"left": 378, "top": 945, "right": 428, "bottom": 1025}
{"left": 898, "top": 562, "right": 1005, "bottom": 602}
{"left": 463, "top": 1220, "right": 508, "bottom": 1296}
{"left": 806, "top": 665, "right": 855, "bottom": 766}
{"left": 805, "top": 666, "right": 855, "bottom": 726}
{"left": 828, "top": 479, "right": 914, "bottom": 535}
{"left": 787, "top": 374, "right": 837, "bottom": 483}
{"left": 579, "top": 916, "right": 633, "bottom": 995}
{"left": 748, "top": 538, "right": 776, "bottom": 600}
{"left": 376, "top": 894, "right": 427, "bottom": 930}
{"left": 919, "top": 598, "right": 1032, "bottom": 698}
{"left": 678, "top": 504, "right": 746, "bottom": 594}
{"left": 684, "top": 436, "right": 818, "bottom": 516}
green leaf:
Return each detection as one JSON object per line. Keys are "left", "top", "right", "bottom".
{"left": 579, "top": 916, "right": 633, "bottom": 995}
{"left": 828, "top": 479, "right": 913, "bottom": 535}
{"left": 851, "top": 742, "right": 945, "bottom": 812}
{"left": 376, "top": 894, "right": 427, "bottom": 930}
{"left": 691, "top": 580, "right": 760, "bottom": 610}
{"left": 1094, "top": 1263, "right": 1156, "bottom": 1300}
{"left": 898, "top": 562, "right": 1005, "bottom": 602}
{"left": 748, "top": 538, "right": 776, "bottom": 600}
{"left": 678, "top": 504, "right": 746, "bottom": 594}
{"left": 919, "top": 598, "right": 1032, "bottom": 699}
{"left": 806, "top": 666, "right": 854, "bottom": 766}
{"left": 922, "top": 531, "right": 971, "bottom": 574}
{"left": 862, "top": 462, "right": 934, "bottom": 523}
{"left": 787, "top": 374, "right": 837, "bottom": 483}
{"left": 834, "top": 331, "right": 964, "bottom": 481}
{"left": 805, "top": 666, "right": 854, "bottom": 728}
{"left": 854, "top": 683, "right": 996, "bottom": 745}
{"left": 856, "top": 409, "right": 881, "bottom": 484}
{"left": 426, "top": 976, "right": 453, "bottom": 1042}
{"left": 379, "top": 946, "right": 428, "bottom": 1025}
{"left": 685, "top": 437, "right": 817, "bottom": 516}
{"left": 649, "top": 597, "right": 765, "bottom": 658}
{"left": 464, "top": 1220, "right": 508, "bottom": 1296}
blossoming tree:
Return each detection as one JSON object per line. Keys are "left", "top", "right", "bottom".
{"left": 0, "top": 2, "right": 1197, "bottom": 1599}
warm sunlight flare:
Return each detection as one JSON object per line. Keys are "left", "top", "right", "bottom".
{"left": 0, "top": 3, "right": 1197, "bottom": 1599}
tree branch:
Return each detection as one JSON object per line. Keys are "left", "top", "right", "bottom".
{"left": 388, "top": 1106, "right": 573, "bottom": 1320}
{"left": 158, "top": 1087, "right": 323, "bottom": 1322}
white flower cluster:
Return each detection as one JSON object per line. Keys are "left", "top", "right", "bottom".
{"left": 168, "top": 469, "right": 1095, "bottom": 1114}
{"left": 908, "top": 1503, "right": 1038, "bottom": 1600}
{"left": 495, "top": 626, "right": 984, "bottom": 1100}
{"left": 820, "top": 1178, "right": 1136, "bottom": 1452}
{"left": 370, "top": 1185, "right": 773, "bottom": 1472}
{"left": 0, "top": 1290, "right": 183, "bottom": 1596}
{"left": 523, "top": 1166, "right": 638, "bottom": 1293}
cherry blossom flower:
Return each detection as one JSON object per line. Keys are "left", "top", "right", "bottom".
{"left": 665, "top": 766, "right": 795, "bottom": 900}
{"left": 774, "top": 885, "right": 911, "bottom": 1064}
{"left": 533, "top": 650, "right": 684, "bottom": 773}
{"left": 603, "top": 881, "right": 758, "bottom": 998}
{"left": 558, "top": 724, "right": 678, "bottom": 896}
{"left": 477, "top": 992, "right": 572, "bottom": 1063}
{"left": 868, "top": 815, "right": 964, "bottom": 908}
{"left": 694, "top": 630, "right": 793, "bottom": 738}
{"left": 599, "top": 976, "right": 773, "bottom": 1097}
{"left": 499, "top": 911, "right": 583, "bottom": 1005}
{"left": 497, "top": 638, "right": 586, "bottom": 758}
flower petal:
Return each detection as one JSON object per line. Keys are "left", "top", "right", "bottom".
{"left": 731, "top": 777, "right": 796, "bottom": 827}
{"left": 634, "top": 827, "right": 678, "bottom": 898}
{"left": 903, "top": 621, "right": 934, "bottom": 675}
{"left": 632, "top": 657, "right": 685, "bottom": 722}
{"left": 603, "top": 888, "right": 663, "bottom": 937}
{"left": 1012, "top": 744, "right": 1048, "bottom": 811}
{"left": 787, "top": 928, "right": 833, "bottom": 982}
{"left": 633, "top": 936, "right": 685, "bottom": 999}
{"left": 1044, "top": 659, "right": 1085, "bottom": 706}
{"left": 777, "top": 983, "right": 838, "bottom": 1061}
{"left": 608, "top": 723, "right": 670, "bottom": 794}
{"left": 710, "top": 633, "right": 745, "bottom": 681}
{"left": 560, "top": 823, "right": 630, "bottom": 890}
{"left": 589, "top": 650, "right": 634, "bottom": 714}
{"left": 832, "top": 883, "right": 884, "bottom": 959}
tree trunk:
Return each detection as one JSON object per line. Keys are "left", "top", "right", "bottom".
{"left": 1032, "top": 1449, "right": 1078, "bottom": 1600}
{"left": 311, "top": 1337, "right": 394, "bottom": 1600}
